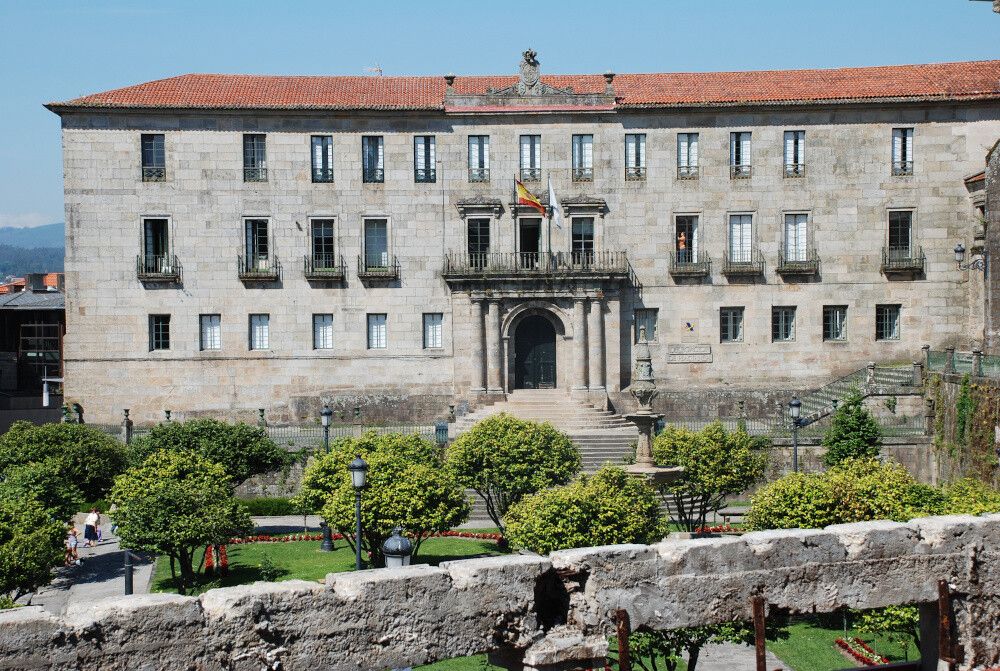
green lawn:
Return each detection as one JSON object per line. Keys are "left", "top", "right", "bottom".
{"left": 769, "top": 617, "right": 919, "bottom": 671}
{"left": 152, "top": 536, "right": 504, "bottom": 594}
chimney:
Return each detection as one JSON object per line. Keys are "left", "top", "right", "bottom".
{"left": 444, "top": 73, "right": 456, "bottom": 94}
{"left": 26, "top": 274, "right": 47, "bottom": 292}
{"left": 604, "top": 71, "right": 615, "bottom": 95}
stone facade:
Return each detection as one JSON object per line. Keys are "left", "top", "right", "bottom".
{"left": 50, "top": 60, "right": 1000, "bottom": 424}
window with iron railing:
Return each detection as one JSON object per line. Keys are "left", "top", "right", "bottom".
{"left": 572, "top": 134, "right": 593, "bottom": 181}
{"left": 311, "top": 135, "right": 334, "bottom": 183}
{"left": 783, "top": 130, "right": 805, "bottom": 177}
{"left": 625, "top": 134, "right": 645, "bottom": 180}
{"left": 892, "top": 128, "right": 914, "bottom": 176}
{"left": 720, "top": 307, "right": 744, "bottom": 343}
{"left": 728, "top": 214, "right": 753, "bottom": 263}
{"left": 823, "top": 305, "right": 847, "bottom": 342}
{"left": 677, "top": 133, "right": 699, "bottom": 179}
{"left": 310, "top": 219, "right": 337, "bottom": 269}
{"left": 414, "top": 135, "right": 436, "bottom": 183}
{"left": 363, "top": 219, "right": 389, "bottom": 270}
{"left": 783, "top": 213, "right": 808, "bottom": 262}
{"left": 876, "top": 304, "right": 901, "bottom": 341}
{"left": 675, "top": 215, "right": 699, "bottom": 263}
{"left": 467, "top": 218, "right": 490, "bottom": 270}
{"left": 243, "top": 134, "right": 267, "bottom": 182}
{"left": 141, "top": 134, "right": 166, "bottom": 182}
{"left": 244, "top": 218, "right": 271, "bottom": 271}
{"left": 362, "top": 136, "right": 384, "bottom": 183}
{"left": 730, "top": 132, "right": 751, "bottom": 178}
{"left": 888, "top": 210, "right": 913, "bottom": 259}
{"left": 468, "top": 135, "right": 490, "bottom": 182}
{"left": 141, "top": 218, "right": 172, "bottom": 274}
{"left": 571, "top": 218, "right": 595, "bottom": 265}
{"left": 520, "top": 134, "right": 541, "bottom": 181}
{"left": 149, "top": 314, "right": 171, "bottom": 351}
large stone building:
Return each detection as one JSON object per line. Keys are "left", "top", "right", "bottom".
{"left": 47, "top": 53, "right": 1000, "bottom": 425}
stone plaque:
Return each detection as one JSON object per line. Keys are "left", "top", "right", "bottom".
{"left": 666, "top": 343, "right": 712, "bottom": 364}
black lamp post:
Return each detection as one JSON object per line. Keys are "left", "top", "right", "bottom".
{"left": 348, "top": 455, "right": 368, "bottom": 570}
{"left": 955, "top": 242, "right": 986, "bottom": 271}
{"left": 319, "top": 520, "right": 334, "bottom": 552}
{"left": 789, "top": 397, "right": 802, "bottom": 473}
{"left": 382, "top": 527, "right": 413, "bottom": 568}
{"left": 321, "top": 405, "right": 333, "bottom": 453}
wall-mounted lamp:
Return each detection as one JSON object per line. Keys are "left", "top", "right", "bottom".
{"left": 954, "top": 243, "right": 986, "bottom": 272}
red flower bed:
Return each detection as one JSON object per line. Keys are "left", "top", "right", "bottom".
{"left": 693, "top": 524, "right": 742, "bottom": 534}
{"left": 226, "top": 530, "right": 503, "bottom": 545}
{"left": 835, "top": 637, "right": 888, "bottom": 665}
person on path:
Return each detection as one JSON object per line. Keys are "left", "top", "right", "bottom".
{"left": 83, "top": 508, "right": 100, "bottom": 548}
{"left": 65, "top": 528, "right": 79, "bottom": 565}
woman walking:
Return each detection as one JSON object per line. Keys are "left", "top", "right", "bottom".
{"left": 83, "top": 508, "right": 100, "bottom": 548}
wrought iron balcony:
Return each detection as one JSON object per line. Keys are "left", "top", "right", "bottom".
{"left": 625, "top": 166, "right": 646, "bottom": 181}
{"left": 363, "top": 167, "right": 384, "bottom": 183}
{"left": 238, "top": 254, "right": 280, "bottom": 281}
{"left": 572, "top": 167, "right": 593, "bottom": 182}
{"left": 730, "top": 164, "right": 752, "bottom": 179}
{"left": 784, "top": 163, "right": 805, "bottom": 178}
{"left": 777, "top": 248, "right": 820, "bottom": 276}
{"left": 677, "top": 166, "right": 699, "bottom": 180}
{"left": 669, "top": 252, "right": 711, "bottom": 278}
{"left": 312, "top": 168, "right": 334, "bottom": 183}
{"left": 892, "top": 161, "right": 913, "bottom": 176}
{"left": 303, "top": 254, "right": 346, "bottom": 281}
{"left": 520, "top": 167, "right": 541, "bottom": 182}
{"left": 358, "top": 254, "right": 400, "bottom": 280}
{"left": 722, "top": 250, "right": 765, "bottom": 277}
{"left": 414, "top": 168, "right": 436, "bottom": 183}
{"left": 881, "top": 246, "right": 925, "bottom": 274}
{"left": 141, "top": 166, "right": 166, "bottom": 182}
{"left": 136, "top": 254, "right": 180, "bottom": 282}
{"left": 443, "top": 251, "right": 629, "bottom": 279}
{"left": 244, "top": 167, "right": 267, "bottom": 183}
{"left": 468, "top": 167, "right": 490, "bottom": 183}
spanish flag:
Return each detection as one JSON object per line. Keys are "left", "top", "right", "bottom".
{"left": 515, "top": 177, "right": 546, "bottom": 215}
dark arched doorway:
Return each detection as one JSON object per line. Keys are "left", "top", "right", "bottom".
{"left": 514, "top": 315, "right": 557, "bottom": 389}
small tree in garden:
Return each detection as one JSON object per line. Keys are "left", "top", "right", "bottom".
{"left": 0, "top": 497, "right": 64, "bottom": 603}
{"left": 446, "top": 413, "right": 580, "bottom": 534}
{"left": 0, "top": 421, "right": 128, "bottom": 503}
{"left": 822, "top": 388, "right": 882, "bottom": 467}
{"left": 854, "top": 606, "right": 920, "bottom": 661}
{"left": 504, "top": 465, "right": 665, "bottom": 554}
{"left": 129, "top": 419, "right": 286, "bottom": 484}
{"left": 0, "top": 459, "right": 83, "bottom": 522}
{"left": 109, "top": 450, "right": 252, "bottom": 594}
{"left": 652, "top": 422, "right": 768, "bottom": 532}
{"left": 295, "top": 431, "right": 468, "bottom": 567}
{"left": 623, "top": 617, "right": 788, "bottom": 671}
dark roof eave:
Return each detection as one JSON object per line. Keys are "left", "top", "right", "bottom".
{"left": 45, "top": 102, "right": 445, "bottom": 116}
{"left": 616, "top": 93, "right": 1000, "bottom": 109}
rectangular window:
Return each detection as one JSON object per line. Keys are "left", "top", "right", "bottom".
{"left": 728, "top": 214, "right": 753, "bottom": 263}
{"left": 571, "top": 134, "right": 593, "bottom": 181}
{"left": 249, "top": 314, "right": 270, "bottom": 350}
{"left": 141, "top": 134, "right": 165, "bottom": 181}
{"left": 423, "top": 313, "right": 443, "bottom": 349}
{"left": 784, "top": 213, "right": 808, "bottom": 262}
{"left": 467, "top": 218, "right": 490, "bottom": 269}
{"left": 634, "top": 308, "right": 658, "bottom": 343}
{"left": 311, "top": 136, "right": 334, "bottom": 183}
{"left": 362, "top": 136, "right": 384, "bottom": 183}
{"left": 675, "top": 215, "right": 699, "bottom": 263}
{"left": 148, "top": 314, "right": 170, "bottom": 351}
{"left": 468, "top": 135, "right": 490, "bottom": 182}
{"left": 730, "top": 132, "right": 752, "bottom": 178}
{"left": 823, "top": 306, "right": 847, "bottom": 342}
{"left": 677, "top": 133, "right": 699, "bottom": 178}
{"left": 141, "top": 218, "right": 171, "bottom": 274}
{"left": 784, "top": 130, "right": 805, "bottom": 177}
{"left": 892, "top": 128, "right": 914, "bottom": 175}
{"left": 313, "top": 314, "right": 334, "bottom": 350}
{"left": 244, "top": 219, "right": 270, "bottom": 272}
{"left": 571, "top": 218, "right": 594, "bottom": 265}
{"left": 199, "top": 314, "right": 221, "bottom": 351}
{"left": 414, "top": 135, "right": 436, "bottom": 183}
{"left": 243, "top": 134, "right": 267, "bottom": 182}
{"left": 888, "top": 210, "right": 913, "bottom": 258}
{"left": 625, "top": 134, "right": 646, "bottom": 180}
{"left": 771, "top": 307, "right": 796, "bottom": 342}
{"left": 363, "top": 219, "right": 389, "bottom": 270}
{"left": 720, "top": 307, "right": 744, "bottom": 343}
{"left": 520, "top": 135, "right": 541, "bottom": 181}
{"left": 310, "top": 219, "right": 336, "bottom": 269}
{"left": 876, "top": 304, "right": 901, "bottom": 341}
{"left": 367, "top": 313, "right": 387, "bottom": 349}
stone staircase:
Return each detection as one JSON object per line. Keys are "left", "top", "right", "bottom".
{"left": 796, "top": 364, "right": 916, "bottom": 421}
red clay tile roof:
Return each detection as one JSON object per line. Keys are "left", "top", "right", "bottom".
{"left": 47, "top": 60, "right": 1000, "bottom": 112}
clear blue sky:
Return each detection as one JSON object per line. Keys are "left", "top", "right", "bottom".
{"left": 0, "top": 0, "right": 997, "bottom": 229}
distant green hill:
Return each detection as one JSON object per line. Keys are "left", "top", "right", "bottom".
{"left": 0, "top": 223, "right": 64, "bottom": 249}
{"left": 0, "top": 245, "right": 64, "bottom": 278}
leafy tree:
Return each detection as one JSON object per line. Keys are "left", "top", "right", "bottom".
{"left": 446, "top": 413, "right": 580, "bottom": 534}
{"left": 296, "top": 431, "right": 469, "bottom": 567}
{"left": 504, "top": 466, "right": 665, "bottom": 555}
{"left": 854, "top": 606, "right": 920, "bottom": 661}
{"left": 0, "top": 421, "right": 128, "bottom": 503}
{"left": 822, "top": 388, "right": 882, "bottom": 467}
{"left": 0, "top": 459, "right": 83, "bottom": 522}
{"left": 109, "top": 450, "right": 252, "bottom": 594}
{"left": 0, "top": 497, "right": 64, "bottom": 602}
{"left": 129, "top": 419, "right": 286, "bottom": 484}
{"left": 652, "top": 422, "right": 768, "bottom": 532}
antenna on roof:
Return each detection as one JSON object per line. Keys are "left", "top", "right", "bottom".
{"left": 363, "top": 64, "right": 384, "bottom": 77}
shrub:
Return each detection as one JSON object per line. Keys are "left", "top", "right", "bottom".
{"left": 941, "top": 478, "right": 1000, "bottom": 515}
{"left": 239, "top": 497, "right": 302, "bottom": 517}
{"left": 446, "top": 413, "right": 580, "bottom": 534}
{"left": 0, "top": 459, "right": 83, "bottom": 522}
{"left": 296, "top": 431, "right": 469, "bottom": 566}
{"left": 109, "top": 450, "right": 253, "bottom": 594}
{"left": 822, "top": 388, "right": 882, "bottom": 467}
{"left": 0, "top": 497, "right": 64, "bottom": 601}
{"left": 129, "top": 419, "right": 286, "bottom": 484}
{"left": 0, "top": 421, "right": 128, "bottom": 503}
{"left": 505, "top": 465, "right": 665, "bottom": 555}
{"left": 653, "top": 422, "right": 768, "bottom": 532}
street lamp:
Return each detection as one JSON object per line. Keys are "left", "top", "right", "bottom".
{"left": 954, "top": 242, "right": 986, "bottom": 271}
{"left": 348, "top": 455, "right": 369, "bottom": 570}
{"left": 382, "top": 527, "right": 413, "bottom": 568}
{"left": 788, "top": 397, "right": 802, "bottom": 473}
{"left": 321, "top": 405, "right": 333, "bottom": 453}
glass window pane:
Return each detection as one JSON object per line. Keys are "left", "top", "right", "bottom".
{"left": 634, "top": 309, "right": 657, "bottom": 343}
{"left": 423, "top": 313, "right": 443, "bottom": 349}
{"left": 250, "top": 314, "right": 269, "bottom": 350}
{"left": 313, "top": 314, "right": 334, "bottom": 349}
{"left": 367, "top": 314, "right": 387, "bottom": 349}
{"left": 200, "top": 314, "right": 221, "bottom": 351}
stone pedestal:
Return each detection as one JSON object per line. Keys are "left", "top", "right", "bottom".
{"left": 625, "top": 411, "right": 683, "bottom": 486}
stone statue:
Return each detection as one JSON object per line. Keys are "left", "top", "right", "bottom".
{"left": 518, "top": 49, "right": 541, "bottom": 95}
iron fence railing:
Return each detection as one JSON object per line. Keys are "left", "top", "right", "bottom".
{"left": 572, "top": 167, "right": 593, "bottom": 182}
{"left": 89, "top": 422, "right": 436, "bottom": 448}
{"left": 625, "top": 166, "right": 646, "bottom": 181}
{"left": 468, "top": 167, "right": 489, "bottom": 183}
{"left": 303, "top": 254, "right": 345, "bottom": 280}
{"left": 730, "top": 164, "right": 752, "bottom": 179}
{"left": 238, "top": 255, "right": 280, "bottom": 281}
{"left": 668, "top": 252, "right": 711, "bottom": 278}
{"left": 657, "top": 413, "right": 925, "bottom": 439}
{"left": 357, "top": 254, "right": 400, "bottom": 279}
{"left": 363, "top": 167, "right": 384, "bottom": 183}
{"left": 783, "top": 163, "right": 805, "bottom": 178}
{"left": 892, "top": 161, "right": 913, "bottom": 176}
{"left": 520, "top": 167, "right": 541, "bottom": 181}
{"left": 777, "top": 248, "right": 820, "bottom": 276}
{"left": 141, "top": 166, "right": 166, "bottom": 182}
{"left": 243, "top": 167, "right": 267, "bottom": 182}
{"left": 722, "top": 250, "right": 765, "bottom": 277}
{"left": 311, "top": 168, "right": 334, "bottom": 183}
{"left": 881, "top": 246, "right": 925, "bottom": 274}
{"left": 414, "top": 168, "right": 436, "bottom": 183}
{"left": 927, "top": 349, "right": 1000, "bottom": 378}
{"left": 136, "top": 254, "right": 180, "bottom": 282}
{"left": 443, "top": 251, "right": 630, "bottom": 276}
{"left": 677, "top": 165, "right": 699, "bottom": 179}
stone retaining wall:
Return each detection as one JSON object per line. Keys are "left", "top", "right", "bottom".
{"left": 2, "top": 514, "right": 999, "bottom": 670}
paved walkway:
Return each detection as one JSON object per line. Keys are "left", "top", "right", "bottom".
{"left": 688, "top": 643, "right": 785, "bottom": 670}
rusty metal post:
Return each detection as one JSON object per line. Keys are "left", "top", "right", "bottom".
{"left": 614, "top": 609, "right": 632, "bottom": 671}
{"left": 752, "top": 596, "right": 767, "bottom": 671}
{"left": 937, "top": 580, "right": 955, "bottom": 670}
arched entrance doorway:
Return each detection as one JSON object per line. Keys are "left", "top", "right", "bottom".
{"left": 514, "top": 315, "right": 557, "bottom": 389}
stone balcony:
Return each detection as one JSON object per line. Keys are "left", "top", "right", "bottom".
{"left": 442, "top": 251, "right": 630, "bottom": 285}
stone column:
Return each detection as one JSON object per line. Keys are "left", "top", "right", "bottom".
{"left": 471, "top": 299, "right": 486, "bottom": 392}
{"left": 588, "top": 298, "right": 605, "bottom": 390}
{"left": 572, "top": 298, "right": 588, "bottom": 390}
{"left": 945, "top": 346, "right": 956, "bottom": 374}
{"left": 487, "top": 300, "right": 503, "bottom": 393}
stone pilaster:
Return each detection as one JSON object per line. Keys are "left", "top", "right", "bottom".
{"left": 572, "top": 298, "right": 588, "bottom": 390}
{"left": 487, "top": 300, "right": 503, "bottom": 393}
{"left": 471, "top": 299, "right": 486, "bottom": 392}
{"left": 588, "top": 298, "right": 605, "bottom": 390}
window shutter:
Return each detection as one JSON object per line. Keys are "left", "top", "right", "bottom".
{"left": 689, "top": 134, "right": 698, "bottom": 166}
{"left": 892, "top": 129, "right": 902, "bottom": 163}
{"left": 796, "top": 132, "right": 804, "bottom": 165}
{"left": 583, "top": 136, "right": 592, "bottom": 168}
{"left": 482, "top": 137, "right": 490, "bottom": 169}
{"left": 729, "top": 134, "right": 737, "bottom": 165}
{"left": 521, "top": 136, "right": 530, "bottom": 169}
{"left": 428, "top": 136, "right": 435, "bottom": 168}
{"left": 797, "top": 215, "right": 807, "bottom": 260}
{"left": 626, "top": 136, "right": 635, "bottom": 167}
{"left": 741, "top": 133, "right": 751, "bottom": 166}
{"left": 468, "top": 137, "right": 478, "bottom": 169}
{"left": 678, "top": 134, "right": 688, "bottom": 167}
{"left": 691, "top": 218, "right": 699, "bottom": 262}
{"left": 637, "top": 135, "right": 646, "bottom": 166}
{"left": 377, "top": 137, "right": 384, "bottom": 169}
{"left": 784, "top": 132, "right": 794, "bottom": 165}
{"left": 415, "top": 137, "right": 425, "bottom": 170}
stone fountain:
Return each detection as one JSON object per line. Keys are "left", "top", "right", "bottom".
{"left": 625, "top": 327, "right": 683, "bottom": 485}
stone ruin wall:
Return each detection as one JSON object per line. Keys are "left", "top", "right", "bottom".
{"left": 2, "top": 514, "right": 1000, "bottom": 671}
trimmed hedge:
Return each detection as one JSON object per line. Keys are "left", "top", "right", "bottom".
{"left": 238, "top": 497, "right": 302, "bottom": 516}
